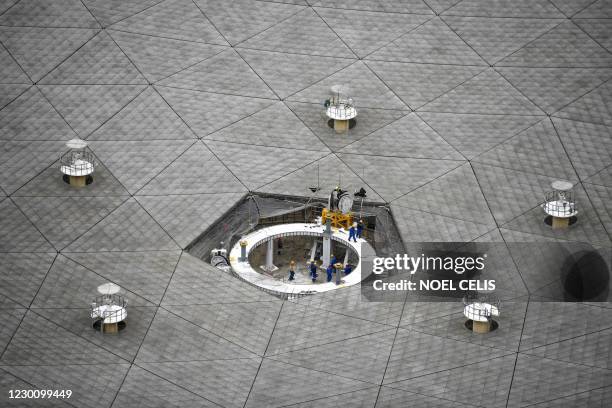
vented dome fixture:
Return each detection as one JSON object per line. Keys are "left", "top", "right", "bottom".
{"left": 463, "top": 292, "right": 500, "bottom": 334}
{"left": 60, "top": 138, "right": 95, "bottom": 187}
{"left": 542, "top": 180, "right": 578, "bottom": 230}
{"left": 90, "top": 283, "right": 127, "bottom": 334}
{"left": 325, "top": 84, "right": 357, "bottom": 133}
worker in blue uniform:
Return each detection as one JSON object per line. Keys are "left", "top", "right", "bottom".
{"left": 309, "top": 261, "right": 318, "bottom": 283}
{"left": 288, "top": 260, "right": 296, "bottom": 281}
{"left": 326, "top": 264, "right": 334, "bottom": 282}
{"left": 344, "top": 263, "right": 352, "bottom": 276}
{"left": 348, "top": 225, "right": 357, "bottom": 242}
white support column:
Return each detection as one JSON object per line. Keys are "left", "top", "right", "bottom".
{"left": 265, "top": 239, "right": 274, "bottom": 271}
{"left": 322, "top": 237, "right": 330, "bottom": 268}
{"left": 343, "top": 250, "right": 349, "bottom": 266}
{"left": 310, "top": 240, "right": 318, "bottom": 262}
{"left": 322, "top": 219, "right": 332, "bottom": 268}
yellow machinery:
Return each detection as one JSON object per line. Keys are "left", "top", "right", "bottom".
{"left": 321, "top": 187, "right": 355, "bottom": 229}
{"left": 321, "top": 207, "right": 353, "bottom": 230}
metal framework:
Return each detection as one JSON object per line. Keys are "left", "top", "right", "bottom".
{"left": 60, "top": 150, "right": 95, "bottom": 175}
{"left": 90, "top": 293, "right": 127, "bottom": 334}
{"left": 325, "top": 84, "right": 357, "bottom": 133}
{"left": 463, "top": 292, "right": 500, "bottom": 333}
{"left": 543, "top": 189, "right": 577, "bottom": 217}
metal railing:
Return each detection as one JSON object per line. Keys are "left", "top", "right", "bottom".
{"left": 60, "top": 150, "right": 96, "bottom": 169}
{"left": 90, "top": 294, "right": 127, "bottom": 326}
{"left": 462, "top": 292, "right": 500, "bottom": 321}
{"left": 543, "top": 190, "right": 577, "bottom": 217}
{"left": 229, "top": 268, "right": 315, "bottom": 301}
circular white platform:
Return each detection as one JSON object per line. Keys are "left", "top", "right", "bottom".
{"left": 91, "top": 304, "right": 127, "bottom": 324}
{"left": 229, "top": 223, "right": 374, "bottom": 296}
{"left": 326, "top": 104, "right": 357, "bottom": 120}
{"left": 97, "top": 283, "right": 121, "bottom": 295}
{"left": 330, "top": 84, "right": 350, "bottom": 95}
{"left": 551, "top": 180, "right": 573, "bottom": 191}
{"left": 464, "top": 302, "right": 499, "bottom": 322}
{"left": 60, "top": 159, "right": 94, "bottom": 176}
{"left": 65, "top": 138, "right": 88, "bottom": 150}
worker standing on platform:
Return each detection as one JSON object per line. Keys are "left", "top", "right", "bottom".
{"left": 357, "top": 220, "right": 364, "bottom": 239}
{"left": 348, "top": 224, "right": 357, "bottom": 242}
{"left": 326, "top": 264, "right": 333, "bottom": 282}
{"left": 309, "top": 261, "right": 318, "bottom": 283}
{"left": 288, "top": 260, "right": 296, "bottom": 281}
{"left": 330, "top": 254, "right": 337, "bottom": 268}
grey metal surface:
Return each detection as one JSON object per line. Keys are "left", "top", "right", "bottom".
{"left": 0, "top": 1, "right": 611, "bottom": 407}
